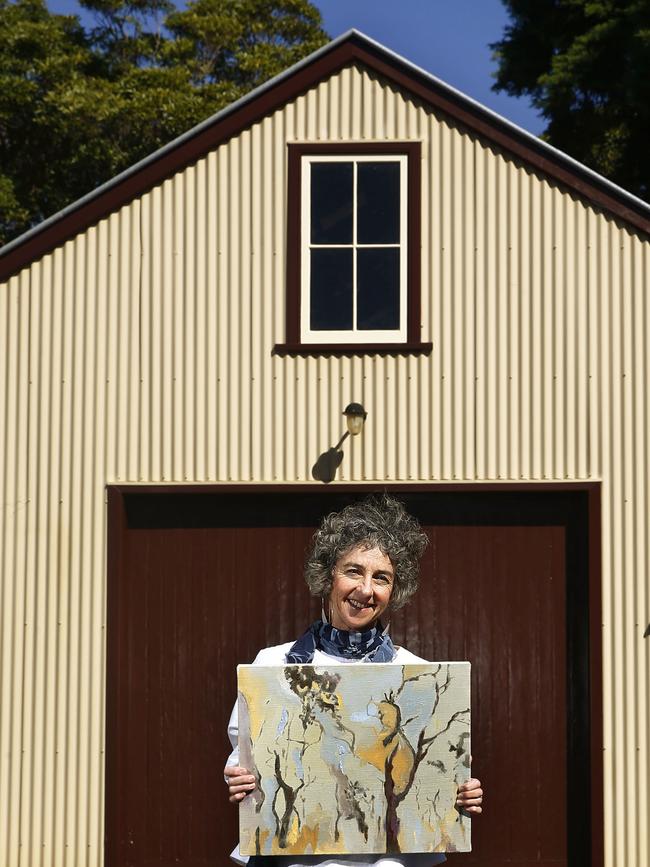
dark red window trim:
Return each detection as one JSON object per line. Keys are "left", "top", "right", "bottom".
{"left": 275, "top": 141, "right": 425, "bottom": 356}
{"left": 272, "top": 341, "right": 432, "bottom": 357}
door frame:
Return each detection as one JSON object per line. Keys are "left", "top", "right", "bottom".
{"left": 105, "top": 481, "right": 603, "bottom": 867}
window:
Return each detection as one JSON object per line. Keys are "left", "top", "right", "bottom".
{"left": 277, "top": 142, "right": 430, "bottom": 356}
{"left": 304, "top": 155, "right": 406, "bottom": 342}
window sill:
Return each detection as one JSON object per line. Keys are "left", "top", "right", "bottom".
{"left": 272, "top": 342, "right": 433, "bottom": 357}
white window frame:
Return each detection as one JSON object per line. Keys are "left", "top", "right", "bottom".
{"left": 300, "top": 154, "right": 408, "bottom": 344}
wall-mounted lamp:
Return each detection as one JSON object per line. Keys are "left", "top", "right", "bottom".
{"left": 312, "top": 402, "right": 368, "bottom": 483}
{"left": 343, "top": 403, "right": 368, "bottom": 437}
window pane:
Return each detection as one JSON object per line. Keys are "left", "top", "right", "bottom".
{"left": 357, "top": 248, "right": 400, "bottom": 330}
{"left": 311, "top": 162, "right": 353, "bottom": 244}
{"left": 357, "top": 162, "right": 400, "bottom": 244}
{"left": 310, "top": 248, "right": 353, "bottom": 330}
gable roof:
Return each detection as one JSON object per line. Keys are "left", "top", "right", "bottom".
{"left": 2, "top": 29, "right": 650, "bottom": 282}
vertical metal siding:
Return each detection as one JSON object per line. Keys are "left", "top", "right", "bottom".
{"left": 0, "top": 63, "right": 649, "bottom": 866}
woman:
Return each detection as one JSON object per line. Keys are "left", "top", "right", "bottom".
{"left": 224, "top": 495, "right": 483, "bottom": 865}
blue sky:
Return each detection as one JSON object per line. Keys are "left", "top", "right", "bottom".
{"left": 47, "top": 0, "right": 543, "bottom": 135}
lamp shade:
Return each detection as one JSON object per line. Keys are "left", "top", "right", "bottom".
{"left": 343, "top": 403, "right": 367, "bottom": 436}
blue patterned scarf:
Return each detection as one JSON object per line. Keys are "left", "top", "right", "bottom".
{"left": 285, "top": 619, "right": 396, "bottom": 664}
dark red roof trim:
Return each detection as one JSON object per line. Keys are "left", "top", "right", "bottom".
{"left": 2, "top": 31, "right": 649, "bottom": 282}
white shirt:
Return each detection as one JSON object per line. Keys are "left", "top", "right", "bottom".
{"left": 226, "top": 641, "right": 447, "bottom": 867}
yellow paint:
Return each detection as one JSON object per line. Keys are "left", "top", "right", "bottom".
{"left": 285, "top": 815, "right": 300, "bottom": 847}
{"left": 357, "top": 700, "right": 415, "bottom": 795}
{"left": 377, "top": 700, "right": 399, "bottom": 730}
{"left": 290, "top": 820, "right": 321, "bottom": 853}
{"left": 388, "top": 739, "right": 414, "bottom": 794}
{"left": 401, "top": 665, "right": 423, "bottom": 682}
{"left": 357, "top": 737, "right": 388, "bottom": 771}
{"left": 282, "top": 816, "right": 348, "bottom": 856}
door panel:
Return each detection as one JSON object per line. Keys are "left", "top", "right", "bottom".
{"left": 106, "top": 488, "right": 592, "bottom": 867}
{"left": 392, "top": 524, "right": 567, "bottom": 864}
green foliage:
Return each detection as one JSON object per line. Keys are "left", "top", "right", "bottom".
{"left": 0, "top": 0, "right": 327, "bottom": 244}
{"left": 492, "top": 0, "right": 650, "bottom": 199}
{"left": 165, "top": 0, "right": 328, "bottom": 88}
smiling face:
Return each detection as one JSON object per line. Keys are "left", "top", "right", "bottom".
{"left": 327, "top": 544, "right": 395, "bottom": 632}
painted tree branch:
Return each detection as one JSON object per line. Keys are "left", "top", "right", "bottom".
{"left": 271, "top": 752, "right": 305, "bottom": 849}
{"left": 381, "top": 665, "right": 469, "bottom": 852}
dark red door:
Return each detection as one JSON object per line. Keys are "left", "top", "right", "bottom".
{"left": 106, "top": 487, "right": 597, "bottom": 867}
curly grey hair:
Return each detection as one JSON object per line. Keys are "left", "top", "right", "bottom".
{"left": 304, "top": 494, "right": 428, "bottom": 611}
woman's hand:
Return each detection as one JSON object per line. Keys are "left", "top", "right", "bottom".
{"left": 224, "top": 765, "right": 257, "bottom": 803}
{"left": 456, "top": 777, "right": 483, "bottom": 814}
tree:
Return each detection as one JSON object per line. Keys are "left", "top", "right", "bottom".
{"left": 0, "top": 0, "right": 97, "bottom": 239}
{"left": 491, "top": 0, "right": 650, "bottom": 200}
{"left": 0, "top": 0, "right": 327, "bottom": 245}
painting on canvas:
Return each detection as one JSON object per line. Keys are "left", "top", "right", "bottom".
{"left": 237, "top": 662, "right": 471, "bottom": 856}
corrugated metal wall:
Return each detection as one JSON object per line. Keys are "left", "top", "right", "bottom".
{"left": 0, "top": 63, "right": 648, "bottom": 866}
